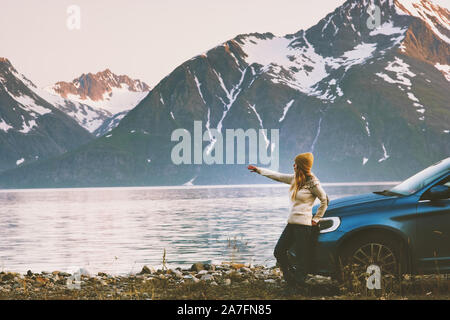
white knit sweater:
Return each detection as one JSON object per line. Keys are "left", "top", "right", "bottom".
{"left": 256, "top": 167, "right": 328, "bottom": 226}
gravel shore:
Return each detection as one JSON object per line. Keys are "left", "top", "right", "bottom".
{"left": 0, "top": 262, "right": 448, "bottom": 300}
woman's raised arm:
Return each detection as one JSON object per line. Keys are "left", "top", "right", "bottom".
{"left": 248, "top": 165, "right": 294, "bottom": 185}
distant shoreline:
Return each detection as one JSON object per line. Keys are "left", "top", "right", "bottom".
{"left": 0, "top": 181, "right": 400, "bottom": 193}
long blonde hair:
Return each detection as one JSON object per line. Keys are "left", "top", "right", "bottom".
{"left": 289, "top": 168, "right": 312, "bottom": 201}
{"left": 289, "top": 152, "right": 315, "bottom": 201}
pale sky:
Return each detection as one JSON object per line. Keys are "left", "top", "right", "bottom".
{"left": 1, "top": 0, "right": 448, "bottom": 88}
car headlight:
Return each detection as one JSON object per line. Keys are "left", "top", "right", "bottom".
{"left": 319, "top": 217, "right": 341, "bottom": 233}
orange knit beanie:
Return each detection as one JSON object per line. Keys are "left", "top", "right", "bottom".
{"left": 294, "top": 152, "right": 314, "bottom": 175}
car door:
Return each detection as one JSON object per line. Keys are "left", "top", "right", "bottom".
{"left": 415, "top": 174, "right": 450, "bottom": 273}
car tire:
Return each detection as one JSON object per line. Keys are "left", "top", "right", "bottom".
{"left": 336, "top": 232, "right": 408, "bottom": 289}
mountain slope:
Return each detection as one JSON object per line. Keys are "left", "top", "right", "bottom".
{"left": 0, "top": 0, "right": 448, "bottom": 188}
{"left": 44, "top": 69, "right": 150, "bottom": 135}
{"left": 0, "top": 58, "right": 94, "bottom": 172}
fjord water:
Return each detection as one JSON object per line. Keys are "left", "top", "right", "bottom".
{"left": 0, "top": 183, "right": 396, "bottom": 275}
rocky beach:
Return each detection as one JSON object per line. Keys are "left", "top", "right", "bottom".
{"left": 0, "top": 262, "right": 448, "bottom": 300}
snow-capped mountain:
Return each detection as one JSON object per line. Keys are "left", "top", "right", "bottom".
{"left": 1, "top": 0, "right": 449, "bottom": 188}
{"left": 0, "top": 58, "right": 94, "bottom": 172}
{"left": 44, "top": 69, "right": 150, "bottom": 134}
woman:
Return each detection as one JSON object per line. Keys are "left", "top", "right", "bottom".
{"left": 247, "top": 152, "right": 328, "bottom": 287}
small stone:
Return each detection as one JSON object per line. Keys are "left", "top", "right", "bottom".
{"left": 210, "top": 281, "right": 218, "bottom": 286}
{"left": 197, "top": 270, "right": 208, "bottom": 275}
{"left": 26, "top": 270, "right": 33, "bottom": 277}
{"left": 224, "top": 279, "right": 231, "bottom": 285}
{"left": 140, "top": 266, "right": 153, "bottom": 275}
{"left": 262, "top": 270, "right": 271, "bottom": 276}
{"left": 264, "top": 279, "right": 276, "bottom": 284}
{"left": 200, "top": 274, "right": 214, "bottom": 281}
{"left": 184, "top": 274, "right": 199, "bottom": 283}
{"left": 35, "top": 277, "right": 48, "bottom": 287}
{"left": 2, "top": 274, "right": 14, "bottom": 281}
{"left": 190, "top": 262, "right": 205, "bottom": 272}
{"left": 173, "top": 269, "right": 183, "bottom": 279}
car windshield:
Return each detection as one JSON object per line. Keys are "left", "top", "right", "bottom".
{"left": 389, "top": 158, "right": 450, "bottom": 196}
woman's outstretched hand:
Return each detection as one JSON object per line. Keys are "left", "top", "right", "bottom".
{"left": 247, "top": 165, "right": 258, "bottom": 173}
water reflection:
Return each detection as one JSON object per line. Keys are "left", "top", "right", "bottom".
{"left": 0, "top": 184, "right": 395, "bottom": 275}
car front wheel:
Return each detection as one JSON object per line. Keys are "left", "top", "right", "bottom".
{"left": 337, "top": 233, "right": 408, "bottom": 291}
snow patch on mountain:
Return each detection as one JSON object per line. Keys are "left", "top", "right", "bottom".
{"left": 435, "top": 63, "right": 450, "bottom": 81}
{"left": 0, "top": 119, "right": 13, "bottom": 132}
{"left": 239, "top": 33, "right": 378, "bottom": 98}
{"left": 310, "top": 116, "right": 323, "bottom": 153}
{"left": 38, "top": 89, "right": 111, "bottom": 133}
{"left": 193, "top": 74, "right": 206, "bottom": 104}
{"left": 9, "top": 93, "right": 52, "bottom": 116}
{"left": 94, "top": 111, "right": 128, "bottom": 137}
{"left": 376, "top": 57, "right": 416, "bottom": 86}
{"left": 19, "top": 119, "right": 37, "bottom": 134}
{"left": 279, "top": 100, "right": 295, "bottom": 122}
{"left": 214, "top": 68, "right": 246, "bottom": 134}
{"left": 378, "top": 143, "right": 390, "bottom": 162}
{"left": 43, "top": 70, "right": 150, "bottom": 134}
{"left": 369, "top": 21, "right": 407, "bottom": 36}
{"left": 183, "top": 176, "right": 197, "bottom": 186}
{"left": 46, "top": 85, "right": 148, "bottom": 116}
{"left": 340, "top": 43, "right": 378, "bottom": 71}
{"left": 407, "top": 92, "right": 419, "bottom": 102}
{"left": 361, "top": 116, "right": 371, "bottom": 136}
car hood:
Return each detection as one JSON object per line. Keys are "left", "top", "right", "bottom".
{"left": 321, "top": 192, "right": 398, "bottom": 213}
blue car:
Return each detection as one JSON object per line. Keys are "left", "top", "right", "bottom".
{"left": 313, "top": 157, "right": 450, "bottom": 279}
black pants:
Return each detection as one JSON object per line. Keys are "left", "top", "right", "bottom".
{"left": 274, "top": 223, "right": 318, "bottom": 285}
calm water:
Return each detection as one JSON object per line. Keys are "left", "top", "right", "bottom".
{"left": 0, "top": 183, "right": 397, "bottom": 275}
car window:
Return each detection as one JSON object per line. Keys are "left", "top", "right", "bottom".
{"left": 422, "top": 176, "right": 450, "bottom": 200}
{"left": 390, "top": 158, "right": 450, "bottom": 196}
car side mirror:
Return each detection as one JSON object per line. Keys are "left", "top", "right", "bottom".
{"left": 425, "top": 185, "right": 450, "bottom": 201}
